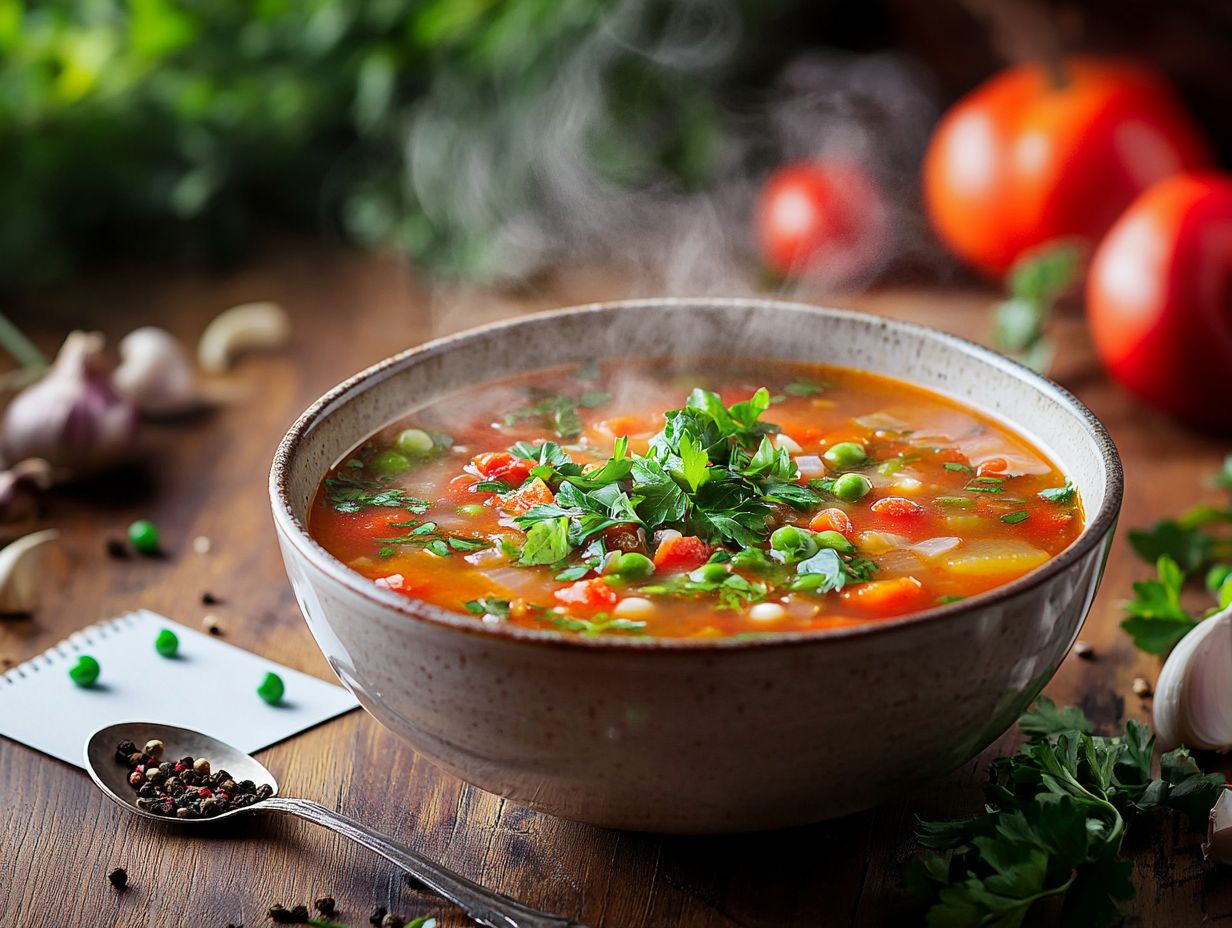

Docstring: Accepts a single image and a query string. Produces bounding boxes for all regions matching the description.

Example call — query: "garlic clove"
[197,302,290,374]
[0,331,138,476]
[113,327,199,417]
[0,528,61,615]
[1154,604,1232,751]
[0,458,51,523]
[1204,788,1232,864]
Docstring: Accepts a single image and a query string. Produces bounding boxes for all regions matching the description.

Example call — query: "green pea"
[154,628,179,658]
[611,552,655,579]
[769,525,820,563]
[395,428,435,457]
[689,562,729,583]
[69,655,100,687]
[257,672,285,705]
[832,472,872,502]
[456,503,486,516]
[824,441,867,468]
[812,530,856,554]
[127,519,160,555]
[370,450,410,476]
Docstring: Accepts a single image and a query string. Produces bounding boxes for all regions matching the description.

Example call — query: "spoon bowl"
[85,721,278,825]
[83,722,585,928]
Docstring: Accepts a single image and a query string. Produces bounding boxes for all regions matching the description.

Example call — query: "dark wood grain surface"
[0,246,1227,927]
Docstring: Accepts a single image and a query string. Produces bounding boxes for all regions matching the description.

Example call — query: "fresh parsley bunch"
[910,698,1223,927]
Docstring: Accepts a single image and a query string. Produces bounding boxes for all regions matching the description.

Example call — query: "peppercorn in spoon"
[84,722,587,928]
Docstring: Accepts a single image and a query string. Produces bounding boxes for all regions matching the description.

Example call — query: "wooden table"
[2,246,1228,927]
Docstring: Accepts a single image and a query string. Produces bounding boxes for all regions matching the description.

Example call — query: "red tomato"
[652,535,712,572]
[1087,172,1232,428]
[757,161,889,284]
[924,57,1210,278]
[470,452,533,487]
[554,579,618,609]
[870,497,924,520]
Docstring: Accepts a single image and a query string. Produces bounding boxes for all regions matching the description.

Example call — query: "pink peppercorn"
[198,788,212,798]
[129,771,144,787]
[174,763,186,773]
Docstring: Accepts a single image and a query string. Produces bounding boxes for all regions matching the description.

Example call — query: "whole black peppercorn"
[106,867,128,891]
[381,915,405,928]
[115,740,137,763]
[314,897,336,916]
[105,538,129,559]
[369,905,387,925]
[268,903,295,923]
[256,784,274,800]
[289,905,310,922]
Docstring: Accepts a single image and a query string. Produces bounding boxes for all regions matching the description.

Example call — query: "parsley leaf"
[1128,520,1212,574]
[1120,555,1197,655]
[464,597,511,617]
[518,516,572,566]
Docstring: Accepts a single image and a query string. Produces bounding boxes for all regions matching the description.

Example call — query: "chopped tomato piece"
[976,457,1008,476]
[471,452,533,487]
[554,578,619,608]
[652,534,712,571]
[840,576,925,613]
[809,507,853,537]
[870,497,925,520]
[500,477,555,515]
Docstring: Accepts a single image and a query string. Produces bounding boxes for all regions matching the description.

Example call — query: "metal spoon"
[85,722,587,928]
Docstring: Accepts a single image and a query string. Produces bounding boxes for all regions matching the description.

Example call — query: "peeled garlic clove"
[0,458,52,523]
[0,528,60,614]
[198,302,290,374]
[1154,604,1232,751]
[113,326,200,416]
[1204,788,1232,864]
[0,331,138,476]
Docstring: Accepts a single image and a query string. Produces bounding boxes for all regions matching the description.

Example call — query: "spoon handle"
[261,796,588,928]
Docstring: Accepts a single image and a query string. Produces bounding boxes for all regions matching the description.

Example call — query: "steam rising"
[404,1,942,333]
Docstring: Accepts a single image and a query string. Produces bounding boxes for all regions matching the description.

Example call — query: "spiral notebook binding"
[0,611,144,687]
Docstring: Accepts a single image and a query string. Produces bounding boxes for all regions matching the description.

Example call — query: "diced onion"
[795,454,824,476]
[614,597,656,620]
[774,434,803,453]
[749,602,787,622]
[857,531,908,555]
[909,536,962,561]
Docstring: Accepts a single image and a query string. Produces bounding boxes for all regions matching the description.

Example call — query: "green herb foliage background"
[1,0,782,288]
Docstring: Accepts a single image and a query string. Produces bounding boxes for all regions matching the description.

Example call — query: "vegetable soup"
[308,360,1082,639]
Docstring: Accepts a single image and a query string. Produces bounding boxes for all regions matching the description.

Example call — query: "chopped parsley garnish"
[1038,480,1076,504]
[783,379,826,396]
[325,479,429,514]
[943,462,973,474]
[963,476,1006,494]
[1000,510,1029,525]
[464,597,511,617]
[375,521,491,560]
[505,388,610,439]
[910,698,1222,927]
[548,613,647,636]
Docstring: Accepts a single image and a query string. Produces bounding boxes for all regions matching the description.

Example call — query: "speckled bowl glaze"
[270,298,1122,834]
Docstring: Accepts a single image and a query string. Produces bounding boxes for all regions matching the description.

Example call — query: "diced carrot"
[870,497,925,520]
[554,578,619,608]
[809,507,853,537]
[840,576,925,614]
[500,477,555,515]
[976,457,1008,476]
[471,452,533,487]
[652,534,712,571]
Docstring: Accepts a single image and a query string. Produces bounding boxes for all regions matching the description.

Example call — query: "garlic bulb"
[0,528,60,614]
[1154,604,1232,751]
[0,458,52,523]
[0,331,138,475]
[198,302,290,373]
[1204,788,1232,864]
[113,326,199,416]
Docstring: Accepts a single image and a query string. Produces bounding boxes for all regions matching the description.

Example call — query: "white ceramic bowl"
[270,299,1122,833]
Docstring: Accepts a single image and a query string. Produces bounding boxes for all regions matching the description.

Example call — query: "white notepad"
[0,610,359,768]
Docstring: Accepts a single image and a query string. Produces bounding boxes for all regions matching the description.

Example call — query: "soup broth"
[308,360,1083,639]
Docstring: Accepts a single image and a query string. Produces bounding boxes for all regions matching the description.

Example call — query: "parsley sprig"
[1122,456,1232,653]
[910,698,1223,927]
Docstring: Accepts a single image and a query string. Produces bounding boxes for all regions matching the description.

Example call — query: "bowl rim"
[269,296,1123,653]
